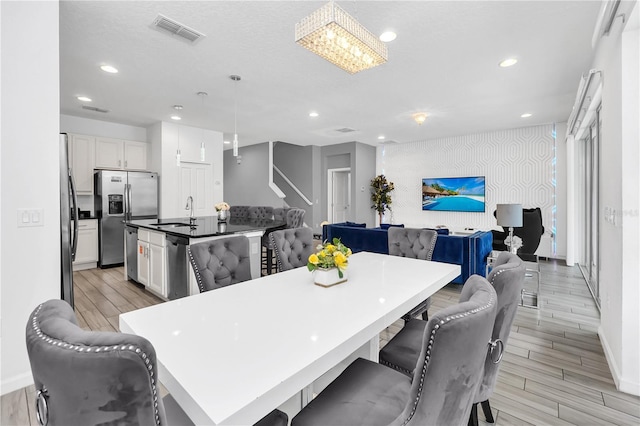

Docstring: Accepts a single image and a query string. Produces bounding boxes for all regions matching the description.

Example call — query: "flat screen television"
[422,176,486,212]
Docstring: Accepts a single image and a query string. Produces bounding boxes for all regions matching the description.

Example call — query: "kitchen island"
[125,216,286,299]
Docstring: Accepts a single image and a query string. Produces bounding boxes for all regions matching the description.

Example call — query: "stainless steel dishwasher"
[165,234,189,300]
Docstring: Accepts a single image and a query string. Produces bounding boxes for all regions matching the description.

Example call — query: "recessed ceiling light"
[499,58,518,68]
[309,112,319,118]
[378,135,385,140]
[379,31,397,42]
[172,105,183,110]
[170,115,181,120]
[521,113,532,118]
[100,64,119,73]
[223,140,231,144]
[412,112,428,125]
[77,96,92,102]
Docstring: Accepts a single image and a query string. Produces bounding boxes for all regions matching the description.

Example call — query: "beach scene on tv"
[422,176,486,212]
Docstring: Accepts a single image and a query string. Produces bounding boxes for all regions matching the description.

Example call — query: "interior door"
[180,162,212,218]
[330,169,351,223]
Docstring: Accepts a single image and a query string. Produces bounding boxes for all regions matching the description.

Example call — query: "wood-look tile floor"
[3,261,640,425]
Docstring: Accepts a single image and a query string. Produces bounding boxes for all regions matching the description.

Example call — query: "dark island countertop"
[126,216,286,239]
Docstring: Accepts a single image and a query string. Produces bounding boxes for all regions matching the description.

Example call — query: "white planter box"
[313,268,348,287]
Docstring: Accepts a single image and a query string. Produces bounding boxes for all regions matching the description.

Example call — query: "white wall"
[595,0,640,396]
[61,114,147,142]
[377,123,563,258]
[1,1,60,394]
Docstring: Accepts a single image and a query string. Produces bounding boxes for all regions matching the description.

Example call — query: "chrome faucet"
[185,196,195,222]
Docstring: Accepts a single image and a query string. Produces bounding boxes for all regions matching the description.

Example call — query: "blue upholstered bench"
[322,222,493,284]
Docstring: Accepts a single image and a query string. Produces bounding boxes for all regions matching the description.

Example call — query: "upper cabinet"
[95,137,148,171]
[69,134,96,195]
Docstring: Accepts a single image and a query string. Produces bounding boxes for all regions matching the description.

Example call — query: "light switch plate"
[17,209,44,227]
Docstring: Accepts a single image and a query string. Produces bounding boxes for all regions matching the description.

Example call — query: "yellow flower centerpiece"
[307,238,352,287]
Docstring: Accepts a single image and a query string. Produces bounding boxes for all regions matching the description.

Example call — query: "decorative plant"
[370,174,395,224]
[215,202,230,211]
[307,238,352,278]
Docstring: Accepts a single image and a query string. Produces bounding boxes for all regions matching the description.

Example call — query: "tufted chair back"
[388,227,438,322]
[230,205,250,219]
[248,206,274,220]
[269,227,315,272]
[475,252,525,402]
[26,299,168,426]
[388,227,438,260]
[273,207,291,222]
[187,236,251,292]
[400,275,497,425]
[286,208,306,228]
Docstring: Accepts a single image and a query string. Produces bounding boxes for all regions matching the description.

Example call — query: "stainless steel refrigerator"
[60,134,77,308]
[95,170,158,267]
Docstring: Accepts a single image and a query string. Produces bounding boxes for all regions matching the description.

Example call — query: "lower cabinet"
[73,219,98,271]
[137,229,166,298]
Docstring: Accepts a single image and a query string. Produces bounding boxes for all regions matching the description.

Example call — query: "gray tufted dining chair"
[269,227,315,272]
[187,235,251,293]
[286,208,306,228]
[377,253,525,426]
[291,275,497,426]
[273,207,291,222]
[25,299,288,426]
[262,208,306,275]
[388,227,438,323]
[469,252,525,426]
[230,205,251,219]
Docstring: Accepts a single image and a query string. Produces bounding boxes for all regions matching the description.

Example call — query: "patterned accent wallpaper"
[377,124,555,235]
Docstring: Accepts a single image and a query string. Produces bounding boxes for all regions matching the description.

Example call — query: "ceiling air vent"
[335,127,357,133]
[152,14,205,43]
[82,105,109,113]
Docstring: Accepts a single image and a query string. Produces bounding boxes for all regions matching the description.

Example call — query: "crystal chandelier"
[295,1,388,74]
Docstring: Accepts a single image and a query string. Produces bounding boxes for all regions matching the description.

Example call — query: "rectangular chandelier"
[295,2,388,74]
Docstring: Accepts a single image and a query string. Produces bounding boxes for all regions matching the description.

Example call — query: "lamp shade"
[496,204,523,228]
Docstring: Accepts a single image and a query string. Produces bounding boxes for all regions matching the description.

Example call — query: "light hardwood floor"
[3,261,640,425]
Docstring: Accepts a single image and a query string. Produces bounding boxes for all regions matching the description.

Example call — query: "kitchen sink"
[150,222,195,228]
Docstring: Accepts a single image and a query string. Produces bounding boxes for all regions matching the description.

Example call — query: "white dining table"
[120,251,460,425]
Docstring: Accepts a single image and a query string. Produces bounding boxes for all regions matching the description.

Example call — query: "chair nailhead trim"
[187,248,206,293]
[401,290,497,426]
[30,303,162,426]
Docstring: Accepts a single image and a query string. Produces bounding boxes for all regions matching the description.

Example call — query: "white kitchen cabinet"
[69,134,95,195]
[137,240,150,285]
[180,163,213,218]
[96,137,148,171]
[124,141,148,170]
[137,229,166,297]
[73,219,98,270]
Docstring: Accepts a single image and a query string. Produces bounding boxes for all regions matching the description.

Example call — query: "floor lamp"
[496,204,523,253]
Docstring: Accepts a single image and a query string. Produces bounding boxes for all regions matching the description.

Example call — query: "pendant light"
[230,75,241,157]
[197,91,208,161]
[176,126,181,166]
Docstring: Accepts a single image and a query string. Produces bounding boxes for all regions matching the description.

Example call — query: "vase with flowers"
[307,238,352,287]
[215,202,230,222]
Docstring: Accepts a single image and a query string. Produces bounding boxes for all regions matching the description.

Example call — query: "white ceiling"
[60,1,602,148]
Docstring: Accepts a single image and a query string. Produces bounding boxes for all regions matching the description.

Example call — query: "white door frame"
[327,168,351,223]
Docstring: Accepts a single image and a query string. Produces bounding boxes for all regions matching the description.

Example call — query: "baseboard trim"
[598,326,640,396]
[1,371,34,396]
